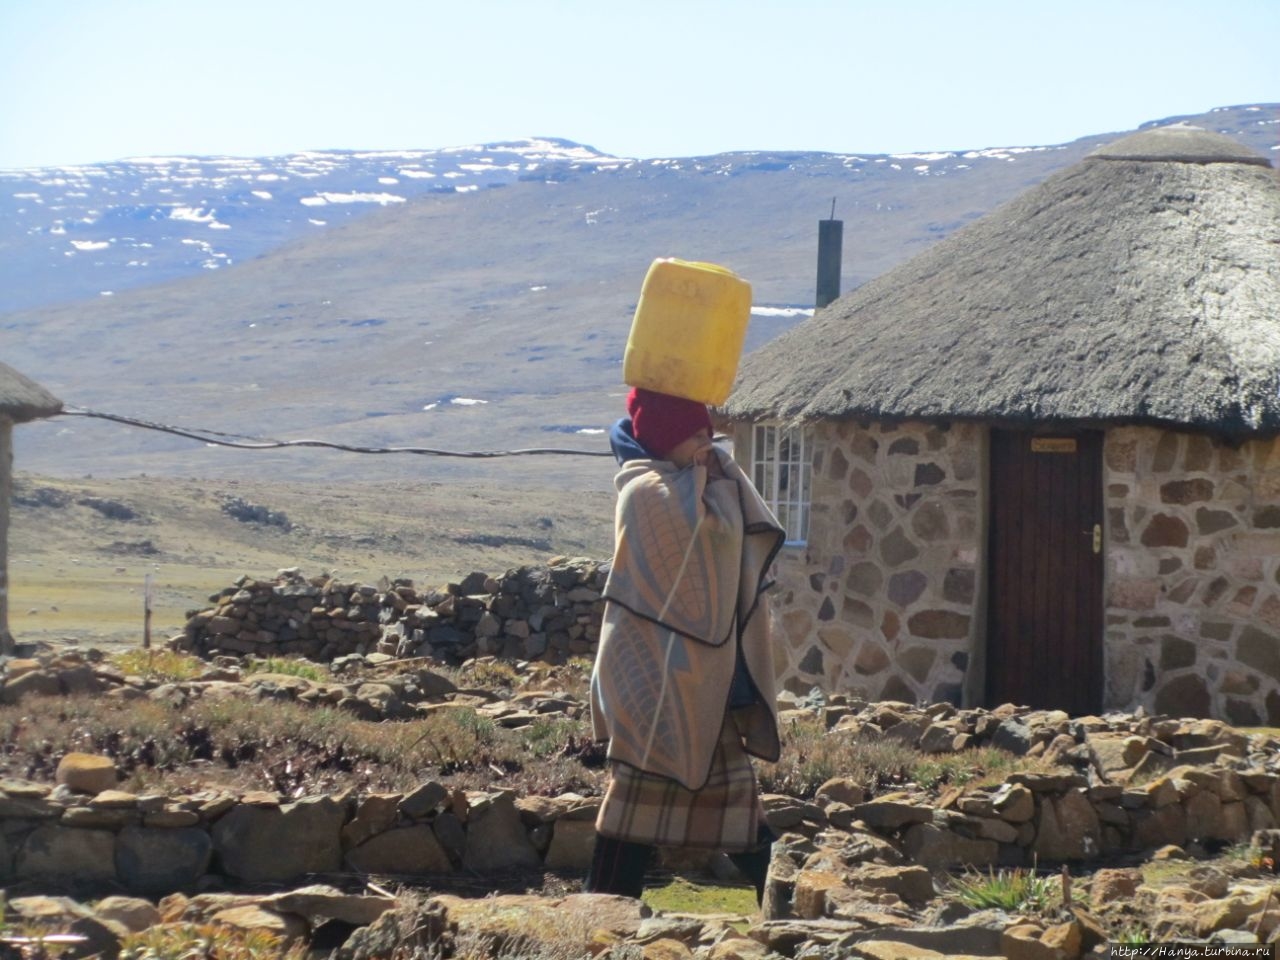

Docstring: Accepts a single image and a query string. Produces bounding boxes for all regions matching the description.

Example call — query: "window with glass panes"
[751,424,812,543]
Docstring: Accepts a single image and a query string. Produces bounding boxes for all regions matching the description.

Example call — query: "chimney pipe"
[815,199,843,309]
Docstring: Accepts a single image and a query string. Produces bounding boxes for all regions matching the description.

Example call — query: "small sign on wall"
[1031,438,1078,454]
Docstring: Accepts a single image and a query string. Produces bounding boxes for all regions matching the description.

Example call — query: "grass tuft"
[948,866,1059,912]
[118,923,308,960]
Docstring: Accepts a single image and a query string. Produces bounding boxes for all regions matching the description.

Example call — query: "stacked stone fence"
[4,748,1278,900]
[176,558,609,666]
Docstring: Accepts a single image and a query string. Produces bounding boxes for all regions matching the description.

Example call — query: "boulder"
[92,896,162,932]
[641,939,694,959]
[342,793,402,848]
[1033,791,1101,861]
[345,825,453,875]
[1000,923,1058,960]
[838,923,1005,957]
[212,796,344,882]
[545,818,597,871]
[462,791,541,872]
[266,884,396,926]
[399,781,448,819]
[901,823,997,869]
[991,783,1035,823]
[1088,868,1141,911]
[210,904,308,944]
[815,777,866,807]
[846,863,935,903]
[16,826,117,886]
[1193,890,1270,937]
[852,794,933,831]
[793,869,846,919]
[1132,805,1188,851]
[0,669,61,704]
[116,826,212,893]
[55,753,118,794]
[707,935,775,959]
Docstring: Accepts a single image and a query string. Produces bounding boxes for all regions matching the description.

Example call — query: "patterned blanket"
[590,446,784,790]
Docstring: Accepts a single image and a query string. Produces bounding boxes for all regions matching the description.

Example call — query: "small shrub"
[912,746,1050,790]
[459,658,521,689]
[520,716,587,759]
[758,717,917,798]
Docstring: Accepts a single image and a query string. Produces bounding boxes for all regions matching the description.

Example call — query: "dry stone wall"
[3,710,1278,896]
[1104,427,1280,725]
[737,420,984,705]
[178,558,608,666]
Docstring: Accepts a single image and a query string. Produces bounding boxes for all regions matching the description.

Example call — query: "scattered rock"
[55,753,118,794]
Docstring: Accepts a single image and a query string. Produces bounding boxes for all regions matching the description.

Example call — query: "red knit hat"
[627,387,713,458]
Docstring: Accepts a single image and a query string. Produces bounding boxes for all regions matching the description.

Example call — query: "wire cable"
[58,407,617,458]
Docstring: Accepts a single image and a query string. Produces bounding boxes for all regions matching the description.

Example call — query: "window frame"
[750,422,813,545]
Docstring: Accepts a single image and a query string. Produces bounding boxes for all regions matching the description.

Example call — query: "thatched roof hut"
[720,127,1280,722]
[0,362,63,424]
[724,127,1280,436]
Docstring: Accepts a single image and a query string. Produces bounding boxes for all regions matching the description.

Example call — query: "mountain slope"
[3,105,1275,486]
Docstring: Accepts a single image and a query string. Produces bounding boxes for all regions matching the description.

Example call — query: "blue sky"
[1,0,1276,169]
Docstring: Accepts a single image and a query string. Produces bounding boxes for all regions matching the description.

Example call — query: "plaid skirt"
[595,718,763,852]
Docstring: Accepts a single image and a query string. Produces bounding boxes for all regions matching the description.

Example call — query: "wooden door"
[986,429,1104,713]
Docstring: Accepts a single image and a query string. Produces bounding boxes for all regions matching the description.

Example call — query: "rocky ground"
[2,641,1280,958]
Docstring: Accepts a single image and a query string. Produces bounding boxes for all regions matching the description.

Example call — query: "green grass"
[1114,925,1152,945]
[642,877,758,917]
[245,656,328,682]
[110,649,207,681]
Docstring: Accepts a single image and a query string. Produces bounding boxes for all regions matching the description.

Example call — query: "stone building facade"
[1104,427,1280,725]
[734,419,983,707]
[734,420,1280,723]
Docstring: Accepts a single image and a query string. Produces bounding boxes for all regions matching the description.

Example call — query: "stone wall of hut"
[735,419,984,706]
[1103,427,1280,725]
[737,419,1280,724]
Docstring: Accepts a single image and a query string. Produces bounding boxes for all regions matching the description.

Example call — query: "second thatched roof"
[0,362,63,424]
[723,126,1280,436]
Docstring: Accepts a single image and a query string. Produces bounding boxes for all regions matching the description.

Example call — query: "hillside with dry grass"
[8,473,614,650]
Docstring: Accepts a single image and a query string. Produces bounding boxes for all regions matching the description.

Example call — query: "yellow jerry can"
[622,258,752,406]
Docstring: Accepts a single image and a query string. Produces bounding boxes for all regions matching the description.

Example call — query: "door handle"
[1092,524,1101,554]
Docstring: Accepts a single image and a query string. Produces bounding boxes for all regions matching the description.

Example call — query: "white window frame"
[751,423,812,545]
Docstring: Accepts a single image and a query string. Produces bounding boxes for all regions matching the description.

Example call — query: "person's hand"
[693,441,724,478]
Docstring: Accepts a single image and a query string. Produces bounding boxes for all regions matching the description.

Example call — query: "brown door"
[986,429,1104,713]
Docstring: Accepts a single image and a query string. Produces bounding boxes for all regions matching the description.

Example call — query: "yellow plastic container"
[622,258,753,406]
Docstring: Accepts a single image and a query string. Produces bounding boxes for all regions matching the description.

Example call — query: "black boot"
[727,845,771,905]
[728,823,777,906]
[585,834,654,898]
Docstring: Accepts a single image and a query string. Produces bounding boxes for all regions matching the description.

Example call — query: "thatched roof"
[0,362,62,423]
[723,126,1280,436]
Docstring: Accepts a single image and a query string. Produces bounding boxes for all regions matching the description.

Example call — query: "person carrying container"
[585,260,785,904]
